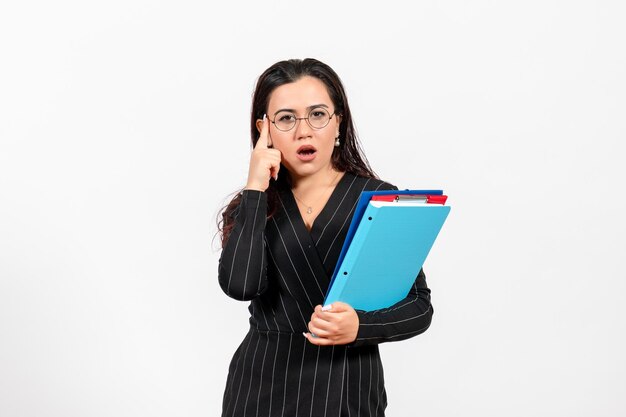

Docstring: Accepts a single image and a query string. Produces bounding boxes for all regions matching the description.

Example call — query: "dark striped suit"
[218,172,433,416]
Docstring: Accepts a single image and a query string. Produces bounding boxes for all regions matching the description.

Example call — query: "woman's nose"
[294,117,312,139]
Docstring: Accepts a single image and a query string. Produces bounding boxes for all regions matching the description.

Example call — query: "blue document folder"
[323,189,450,311]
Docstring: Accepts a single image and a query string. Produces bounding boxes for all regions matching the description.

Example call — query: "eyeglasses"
[270,107,336,132]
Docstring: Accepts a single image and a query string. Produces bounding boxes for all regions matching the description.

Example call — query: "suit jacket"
[218,172,433,417]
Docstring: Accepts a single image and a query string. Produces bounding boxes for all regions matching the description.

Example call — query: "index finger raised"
[255,114,273,149]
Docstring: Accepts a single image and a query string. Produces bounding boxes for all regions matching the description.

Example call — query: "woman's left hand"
[304,302,359,345]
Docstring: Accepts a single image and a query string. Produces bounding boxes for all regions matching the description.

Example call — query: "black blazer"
[218,172,433,417]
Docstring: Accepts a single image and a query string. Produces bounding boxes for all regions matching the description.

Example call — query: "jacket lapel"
[309,174,376,278]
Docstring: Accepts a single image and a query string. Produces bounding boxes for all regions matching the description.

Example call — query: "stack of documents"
[324,189,451,311]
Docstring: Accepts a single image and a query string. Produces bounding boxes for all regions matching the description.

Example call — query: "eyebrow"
[273,104,330,116]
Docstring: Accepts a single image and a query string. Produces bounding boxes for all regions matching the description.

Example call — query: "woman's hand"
[245,115,282,192]
[304,302,359,346]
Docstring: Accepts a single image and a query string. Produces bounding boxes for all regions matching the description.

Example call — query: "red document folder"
[370,194,448,205]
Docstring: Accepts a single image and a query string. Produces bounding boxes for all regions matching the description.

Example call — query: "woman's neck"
[290,167,342,194]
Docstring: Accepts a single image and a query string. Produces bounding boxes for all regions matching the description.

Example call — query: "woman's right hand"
[245,115,282,192]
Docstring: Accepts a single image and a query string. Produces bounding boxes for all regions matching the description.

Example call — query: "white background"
[1,1,625,416]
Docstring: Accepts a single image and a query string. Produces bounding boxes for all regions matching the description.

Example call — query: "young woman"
[217,58,433,416]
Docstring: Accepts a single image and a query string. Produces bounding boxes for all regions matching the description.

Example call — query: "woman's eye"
[310,110,326,119]
[278,114,295,122]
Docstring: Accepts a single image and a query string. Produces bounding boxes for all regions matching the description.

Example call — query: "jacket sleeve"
[350,268,433,347]
[217,190,268,301]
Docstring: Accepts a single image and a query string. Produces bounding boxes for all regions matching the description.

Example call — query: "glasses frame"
[270,107,337,132]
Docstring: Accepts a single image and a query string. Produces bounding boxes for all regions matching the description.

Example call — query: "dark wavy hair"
[217,58,378,248]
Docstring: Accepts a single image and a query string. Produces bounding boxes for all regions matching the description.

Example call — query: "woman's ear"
[255,118,263,134]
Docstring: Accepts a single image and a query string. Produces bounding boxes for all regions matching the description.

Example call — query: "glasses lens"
[308,108,331,129]
[273,111,296,131]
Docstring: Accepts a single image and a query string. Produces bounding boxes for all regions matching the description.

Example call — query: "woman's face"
[258,76,341,181]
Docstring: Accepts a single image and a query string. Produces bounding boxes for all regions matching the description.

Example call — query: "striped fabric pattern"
[218,173,433,416]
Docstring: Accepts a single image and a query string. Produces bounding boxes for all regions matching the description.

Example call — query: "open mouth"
[297,145,317,155]
[296,145,317,161]
[298,145,316,155]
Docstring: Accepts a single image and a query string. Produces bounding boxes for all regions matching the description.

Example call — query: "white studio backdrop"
[1,1,625,416]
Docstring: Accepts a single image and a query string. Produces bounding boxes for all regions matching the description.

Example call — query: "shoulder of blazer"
[351,174,398,192]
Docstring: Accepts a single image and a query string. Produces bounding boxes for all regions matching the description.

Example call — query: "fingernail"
[322,304,333,311]
[302,332,307,338]
[263,113,267,121]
